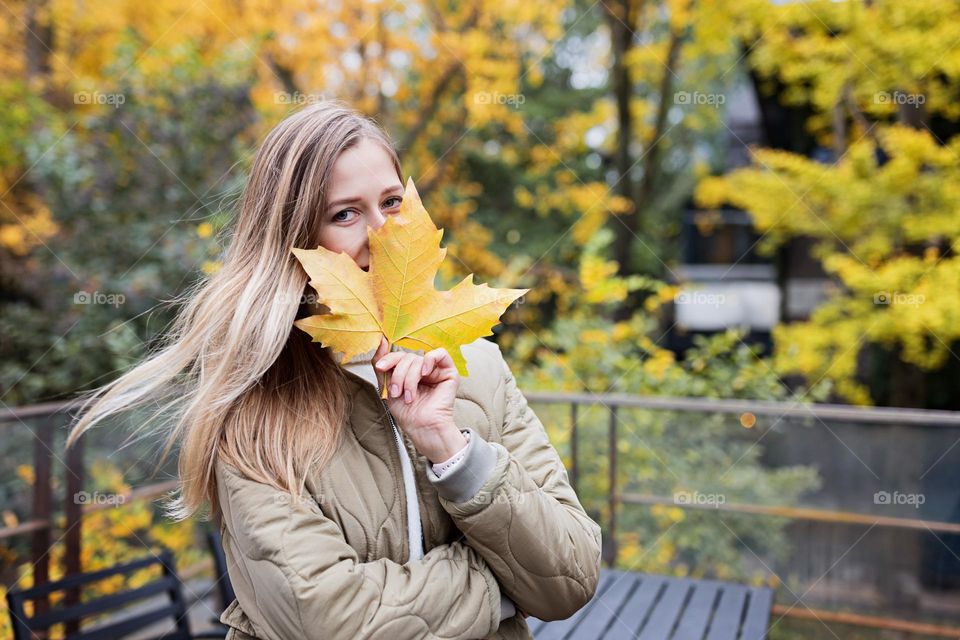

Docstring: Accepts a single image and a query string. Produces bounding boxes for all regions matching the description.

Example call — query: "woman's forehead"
[327,140,401,200]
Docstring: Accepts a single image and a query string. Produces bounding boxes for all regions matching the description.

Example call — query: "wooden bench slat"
[70,602,189,640]
[671,581,721,640]
[636,579,691,640]
[739,588,773,640]
[12,553,166,599]
[29,576,178,628]
[705,584,748,640]
[571,571,638,638]
[601,574,665,638]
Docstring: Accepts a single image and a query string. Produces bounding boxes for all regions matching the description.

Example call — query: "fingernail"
[404,389,412,403]
[390,384,399,397]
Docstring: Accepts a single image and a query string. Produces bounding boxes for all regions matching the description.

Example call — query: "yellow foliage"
[0,198,58,255]
[16,464,34,486]
[699,120,960,402]
[1,0,567,296]
[611,322,633,342]
[201,260,222,275]
[580,329,609,344]
[643,350,676,381]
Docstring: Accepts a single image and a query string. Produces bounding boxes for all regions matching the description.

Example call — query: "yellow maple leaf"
[292,178,528,396]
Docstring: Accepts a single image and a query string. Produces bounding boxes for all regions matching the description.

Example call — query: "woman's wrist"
[432,431,471,476]
[416,420,468,463]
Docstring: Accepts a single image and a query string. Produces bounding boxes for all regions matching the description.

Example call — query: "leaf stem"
[379,339,392,399]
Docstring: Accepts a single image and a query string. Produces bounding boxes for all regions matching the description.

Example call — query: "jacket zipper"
[377,395,429,557]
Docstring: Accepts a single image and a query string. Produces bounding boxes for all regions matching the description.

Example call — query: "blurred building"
[668,80,831,353]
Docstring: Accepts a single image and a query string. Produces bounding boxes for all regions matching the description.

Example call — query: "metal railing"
[3,393,960,636]
[0,398,181,620]
[521,391,960,564]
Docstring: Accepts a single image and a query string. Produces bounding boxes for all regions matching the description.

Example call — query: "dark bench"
[529,569,773,639]
[5,548,228,640]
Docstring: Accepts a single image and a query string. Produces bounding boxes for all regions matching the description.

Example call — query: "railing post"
[570,403,579,495]
[31,417,52,619]
[606,405,618,567]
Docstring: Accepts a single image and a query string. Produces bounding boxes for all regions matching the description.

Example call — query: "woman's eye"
[382,196,402,209]
[332,209,357,223]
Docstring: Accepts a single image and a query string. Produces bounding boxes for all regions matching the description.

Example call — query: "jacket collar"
[340,345,380,392]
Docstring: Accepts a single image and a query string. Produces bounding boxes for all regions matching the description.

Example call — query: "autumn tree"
[696,0,960,407]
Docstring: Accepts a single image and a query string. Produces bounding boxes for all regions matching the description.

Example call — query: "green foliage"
[1,42,256,404]
[510,228,821,585]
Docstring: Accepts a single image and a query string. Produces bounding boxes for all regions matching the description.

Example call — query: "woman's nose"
[368,207,388,230]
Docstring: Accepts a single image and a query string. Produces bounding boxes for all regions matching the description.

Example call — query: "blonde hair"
[66,100,403,521]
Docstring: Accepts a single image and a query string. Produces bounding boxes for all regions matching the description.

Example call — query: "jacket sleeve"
[423,349,603,621]
[215,460,503,640]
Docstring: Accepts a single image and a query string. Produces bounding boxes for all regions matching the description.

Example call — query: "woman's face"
[318,137,403,272]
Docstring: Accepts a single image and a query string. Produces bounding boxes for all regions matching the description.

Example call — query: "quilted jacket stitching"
[322,451,376,559]
[343,412,400,560]
[499,353,594,584]
[450,448,587,584]
[455,394,496,438]
[275,500,454,639]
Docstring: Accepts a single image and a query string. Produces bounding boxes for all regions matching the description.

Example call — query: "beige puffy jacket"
[214,336,602,639]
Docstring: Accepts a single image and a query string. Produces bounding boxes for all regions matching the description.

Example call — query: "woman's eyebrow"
[327,185,403,210]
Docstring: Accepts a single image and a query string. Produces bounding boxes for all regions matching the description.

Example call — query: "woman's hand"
[371,336,466,463]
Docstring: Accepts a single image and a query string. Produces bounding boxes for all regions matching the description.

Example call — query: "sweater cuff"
[431,431,471,477]
[424,427,498,503]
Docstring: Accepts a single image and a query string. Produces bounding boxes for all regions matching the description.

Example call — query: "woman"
[67,101,601,639]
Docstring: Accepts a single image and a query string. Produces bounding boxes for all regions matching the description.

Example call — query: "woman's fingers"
[388,355,417,400]
[420,350,436,376]
[370,337,391,370]
[401,356,424,402]
[374,348,455,402]
[421,348,454,382]
[374,335,389,360]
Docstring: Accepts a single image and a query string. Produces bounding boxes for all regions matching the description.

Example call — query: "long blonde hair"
[66,100,403,521]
